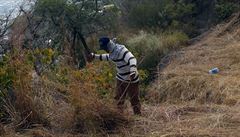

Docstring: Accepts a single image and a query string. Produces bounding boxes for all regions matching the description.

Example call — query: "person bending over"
[89,37,141,115]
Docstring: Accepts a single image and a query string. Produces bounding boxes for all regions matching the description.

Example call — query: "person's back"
[110,42,139,83]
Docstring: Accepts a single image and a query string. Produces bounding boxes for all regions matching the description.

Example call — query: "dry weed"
[147,12,240,106]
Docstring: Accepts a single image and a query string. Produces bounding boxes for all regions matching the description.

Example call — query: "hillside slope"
[122,12,240,137]
[149,12,240,105]
[1,12,240,137]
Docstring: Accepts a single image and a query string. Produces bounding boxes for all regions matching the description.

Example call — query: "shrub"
[123,0,240,37]
[72,92,128,134]
[9,53,50,129]
[127,31,188,71]
[215,0,239,20]
[0,50,54,129]
[0,54,15,120]
[125,31,188,86]
[1,49,128,133]
[127,0,194,29]
[0,55,14,91]
[64,62,128,134]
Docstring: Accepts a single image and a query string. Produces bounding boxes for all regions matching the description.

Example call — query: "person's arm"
[91,53,111,61]
[123,51,138,79]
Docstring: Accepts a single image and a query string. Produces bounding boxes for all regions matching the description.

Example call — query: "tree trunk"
[71,30,78,66]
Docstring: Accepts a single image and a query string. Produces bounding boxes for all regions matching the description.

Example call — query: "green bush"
[124,30,188,92]
[215,0,239,20]
[0,55,14,90]
[123,0,239,37]
[127,0,194,29]
[0,54,15,119]
[127,31,188,73]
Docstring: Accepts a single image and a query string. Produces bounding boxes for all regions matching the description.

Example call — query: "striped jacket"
[93,42,139,83]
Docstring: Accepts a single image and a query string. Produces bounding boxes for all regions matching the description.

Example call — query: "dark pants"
[114,80,141,115]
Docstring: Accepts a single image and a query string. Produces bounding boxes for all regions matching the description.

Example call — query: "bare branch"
[0,10,14,38]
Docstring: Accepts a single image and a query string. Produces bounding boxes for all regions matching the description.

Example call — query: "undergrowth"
[0,49,129,135]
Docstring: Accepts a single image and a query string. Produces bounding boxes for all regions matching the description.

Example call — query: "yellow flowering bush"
[72,61,115,98]
[26,48,55,65]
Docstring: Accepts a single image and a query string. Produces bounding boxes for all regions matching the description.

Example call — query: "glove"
[130,71,138,81]
[87,53,95,62]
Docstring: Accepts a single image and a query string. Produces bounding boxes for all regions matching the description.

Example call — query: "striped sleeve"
[93,53,110,61]
[123,51,137,72]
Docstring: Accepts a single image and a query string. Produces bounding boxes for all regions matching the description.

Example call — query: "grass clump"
[126,31,188,83]
[68,62,128,134]
[0,49,128,135]
[2,52,50,129]
[127,31,188,70]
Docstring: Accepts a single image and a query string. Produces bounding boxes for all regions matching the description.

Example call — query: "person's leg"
[114,80,128,113]
[128,82,141,115]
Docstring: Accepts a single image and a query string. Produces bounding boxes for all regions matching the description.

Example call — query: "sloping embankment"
[123,12,240,137]
[148,12,240,105]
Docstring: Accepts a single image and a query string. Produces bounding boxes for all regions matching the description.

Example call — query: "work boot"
[133,105,141,115]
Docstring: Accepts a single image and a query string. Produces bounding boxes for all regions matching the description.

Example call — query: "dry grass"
[147,12,240,105]
[64,63,129,135]
[117,103,240,137]
[2,12,240,137]
[133,12,240,137]
[2,56,50,130]
[0,124,5,136]
[1,56,128,136]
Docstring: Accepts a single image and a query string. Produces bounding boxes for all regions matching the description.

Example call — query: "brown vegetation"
[1,6,240,137]
[138,12,240,137]
[2,55,128,136]
[148,12,240,105]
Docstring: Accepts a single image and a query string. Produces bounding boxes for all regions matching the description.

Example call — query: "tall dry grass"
[2,53,50,130]
[117,104,240,137]
[1,15,130,135]
[68,63,129,134]
[1,50,128,136]
[147,12,240,106]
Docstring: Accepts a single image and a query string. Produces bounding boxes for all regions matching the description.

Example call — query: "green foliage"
[124,30,188,86]
[127,0,194,29]
[127,31,188,71]
[0,54,15,119]
[32,0,120,68]
[72,62,115,98]
[0,55,14,91]
[123,0,239,37]
[35,0,119,33]
[215,0,239,20]
[53,67,70,84]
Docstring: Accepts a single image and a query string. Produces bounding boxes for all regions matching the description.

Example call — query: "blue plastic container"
[209,68,219,74]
